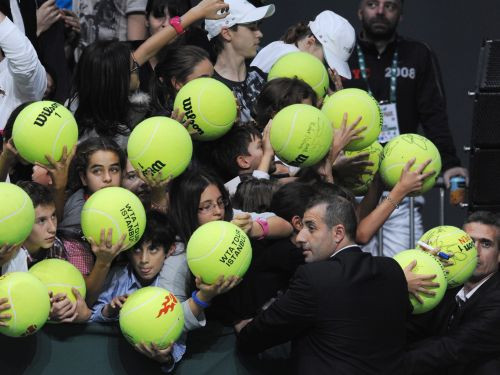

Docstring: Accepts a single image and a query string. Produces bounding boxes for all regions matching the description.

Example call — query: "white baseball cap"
[309,10,356,79]
[205,0,275,41]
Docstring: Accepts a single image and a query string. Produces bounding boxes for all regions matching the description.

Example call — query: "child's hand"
[171,108,198,136]
[135,342,174,364]
[103,294,128,318]
[0,297,11,327]
[393,158,436,196]
[231,212,253,234]
[195,275,241,301]
[38,145,76,191]
[262,120,274,157]
[403,260,440,304]
[49,292,77,321]
[330,113,365,161]
[193,0,229,20]
[87,228,127,265]
[0,138,19,166]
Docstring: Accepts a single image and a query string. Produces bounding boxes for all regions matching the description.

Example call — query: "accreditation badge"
[378,103,400,143]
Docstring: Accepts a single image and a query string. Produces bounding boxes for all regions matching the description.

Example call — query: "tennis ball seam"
[197,85,234,128]
[187,222,227,263]
[51,118,72,160]
[81,208,123,238]
[0,194,29,225]
[120,290,163,318]
[273,110,300,155]
[128,122,160,162]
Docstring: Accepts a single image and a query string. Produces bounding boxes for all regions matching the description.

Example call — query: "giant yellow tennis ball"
[321,88,382,151]
[343,142,383,195]
[12,101,78,165]
[417,226,478,289]
[393,249,447,314]
[0,182,35,245]
[0,272,50,337]
[119,287,184,347]
[81,187,146,250]
[379,134,442,195]
[127,117,192,180]
[29,259,86,303]
[187,221,252,284]
[173,77,237,141]
[268,52,329,98]
[270,104,333,167]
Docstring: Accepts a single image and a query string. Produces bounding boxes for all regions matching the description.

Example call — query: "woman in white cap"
[251,10,356,82]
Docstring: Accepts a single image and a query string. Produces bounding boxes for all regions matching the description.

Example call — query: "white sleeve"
[0,17,47,101]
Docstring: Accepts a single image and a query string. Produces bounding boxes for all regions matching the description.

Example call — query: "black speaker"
[471,92,500,147]
[468,149,500,212]
[476,39,500,92]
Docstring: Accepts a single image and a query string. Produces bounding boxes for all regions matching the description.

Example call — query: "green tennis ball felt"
[344,142,383,195]
[321,88,382,151]
[393,249,447,315]
[0,272,50,337]
[81,187,146,251]
[187,221,252,285]
[127,117,193,180]
[418,226,478,289]
[268,52,329,98]
[270,104,333,167]
[0,182,35,245]
[12,101,78,165]
[380,134,442,195]
[173,77,237,141]
[29,259,86,303]
[119,287,184,347]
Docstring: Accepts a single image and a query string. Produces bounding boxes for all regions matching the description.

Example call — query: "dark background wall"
[258,0,499,230]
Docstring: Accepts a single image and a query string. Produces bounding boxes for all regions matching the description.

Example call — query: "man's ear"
[236,155,250,170]
[291,215,303,232]
[332,224,346,244]
[220,27,232,42]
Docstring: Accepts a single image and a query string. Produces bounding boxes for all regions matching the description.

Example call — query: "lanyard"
[357,44,398,103]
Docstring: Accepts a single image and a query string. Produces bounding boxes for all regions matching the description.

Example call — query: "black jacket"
[238,246,411,375]
[344,35,461,171]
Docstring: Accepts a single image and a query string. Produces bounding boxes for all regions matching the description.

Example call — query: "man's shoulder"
[397,35,436,56]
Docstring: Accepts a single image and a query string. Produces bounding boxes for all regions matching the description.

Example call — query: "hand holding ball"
[81,187,146,251]
[12,101,78,165]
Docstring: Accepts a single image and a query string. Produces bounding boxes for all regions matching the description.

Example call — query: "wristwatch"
[169,16,185,35]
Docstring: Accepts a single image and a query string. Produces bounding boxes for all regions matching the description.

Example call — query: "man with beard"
[405,211,500,374]
[343,0,468,257]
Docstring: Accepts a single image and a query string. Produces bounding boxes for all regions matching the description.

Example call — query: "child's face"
[121,159,151,205]
[129,241,167,285]
[197,184,226,226]
[24,204,57,251]
[80,150,122,193]
[244,134,264,171]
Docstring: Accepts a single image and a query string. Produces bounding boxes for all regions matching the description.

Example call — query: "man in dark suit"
[237,193,411,375]
[406,211,500,374]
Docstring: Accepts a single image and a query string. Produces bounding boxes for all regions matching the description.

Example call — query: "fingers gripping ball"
[12,101,78,165]
[0,182,35,245]
[119,287,184,347]
[127,117,193,180]
[81,187,146,250]
[173,77,237,141]
[29,259,86,303]
[380,134,442,194]
[0,272,51,337]
[187,221,252,284]
[270,104,333,168]
[321,88,382,151]
[268,52,329,98]
[393,249,447,314]
[343,142,383,195]
[418,226,478,289]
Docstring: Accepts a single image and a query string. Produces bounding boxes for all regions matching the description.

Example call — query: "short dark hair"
[305,193,358,240]
[464,211,500,243]
[253,78,317,131]
[16,181,55,207]
[280,21,315,44]
[209,24,239,58]
[232,177,279,213]
[208,123,262,181]
[269,182,317,223]
[136,210,176,252]
[146,0,191,18]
